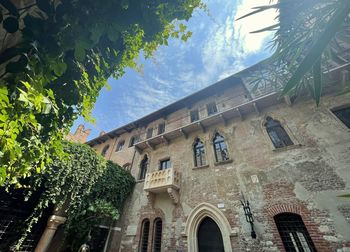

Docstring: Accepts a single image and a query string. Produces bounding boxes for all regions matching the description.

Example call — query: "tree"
[0,0,202,186]
[3,142,135,251]
[237,0,350,104]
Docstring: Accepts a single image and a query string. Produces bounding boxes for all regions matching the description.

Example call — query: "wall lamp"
[240,195,257,239]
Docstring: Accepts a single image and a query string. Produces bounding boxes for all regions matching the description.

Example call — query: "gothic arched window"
[213,133,229,162]
[139,219,150,252]
[153,218,162,252]
[139,155,148,180]
[101,145,110,156]
[264,117,293,148]
[194,138,206,167]
[274,213,316,252]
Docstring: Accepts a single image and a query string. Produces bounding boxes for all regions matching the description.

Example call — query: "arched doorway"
[184,203,233,252]
[197,217,224,252]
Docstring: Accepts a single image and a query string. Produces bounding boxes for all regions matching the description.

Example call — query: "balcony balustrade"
[144,168,180,204]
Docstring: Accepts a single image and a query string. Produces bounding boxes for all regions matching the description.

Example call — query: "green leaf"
[312,58,322,106]
[281,0,350,96]
[0,167,6,186]
[337,194,350,198]
[74,43,86,61]
[53,61,67,76]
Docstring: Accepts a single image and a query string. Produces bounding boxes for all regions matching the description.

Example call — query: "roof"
[86,59,268,146]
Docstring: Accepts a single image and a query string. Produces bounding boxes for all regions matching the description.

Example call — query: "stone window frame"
[158,157,172,170]
[135,209,165,252]
[261,115,301,152]
[266,204,332,252]
[209,130,233,166]
[138,154,149,182]
[190,108,200,123]
[146,127,154,139]
[116,140,125,152]
[157,122,166,135]
[123,162,132,172]
[206,101,218,116]
[151,218,163,252]
[101,144,110,157]
[192,137,209,169]
[328,103,350,132]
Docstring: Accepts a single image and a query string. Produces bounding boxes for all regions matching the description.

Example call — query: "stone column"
[35,215,67,252]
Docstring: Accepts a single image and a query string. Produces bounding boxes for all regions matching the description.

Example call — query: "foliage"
[0,0,202,186]
[14,142,134,250]
[237,0,350,104]
[63,160,135,251]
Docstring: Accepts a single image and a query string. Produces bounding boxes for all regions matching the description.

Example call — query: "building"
[84,60,350,252]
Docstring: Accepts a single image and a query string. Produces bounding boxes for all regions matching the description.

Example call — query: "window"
[147,128,153,139]
[139,155,148,180]
[153,218,162,252]
[101,145,110,156]
[213,133,229,163]
[332,106,350,128]
[159,159,171,170]
[123,163,131,171]
[207,102,218,116]
[129,135,139,147]
[116,140,125,152]
[264,116,293,148]
[190,109,199,122]
[140,219,150,252]
[274,213,316,252]
[193,138,206,167]
[158,123,165,135]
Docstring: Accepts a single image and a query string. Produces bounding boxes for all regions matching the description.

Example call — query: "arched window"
[274,213,316,252]
[129,135,139,147]
[116,140,125,152]
[264,117,293,148]
[139,219,150,252]
[139,155,148,180]
[213,133,229,162]
[194,138,206,167]
[123,163,131,171]
[152,218,162,252]
[101,145,110,156]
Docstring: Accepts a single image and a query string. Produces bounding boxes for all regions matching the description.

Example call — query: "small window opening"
[207,102,218,116]
[159,159,171,170]
[190,109,200,122]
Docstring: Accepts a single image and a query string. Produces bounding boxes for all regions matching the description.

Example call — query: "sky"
[72,0,277,140]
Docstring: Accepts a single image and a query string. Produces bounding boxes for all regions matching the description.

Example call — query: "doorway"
[197,217,224,252]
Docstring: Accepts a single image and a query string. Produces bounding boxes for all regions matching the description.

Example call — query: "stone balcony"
[144,168,181,205]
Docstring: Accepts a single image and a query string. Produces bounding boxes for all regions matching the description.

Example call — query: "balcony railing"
[144,168,181,204]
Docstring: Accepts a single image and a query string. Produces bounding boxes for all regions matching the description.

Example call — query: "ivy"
[12,142,135,250]
[0,0,203,186]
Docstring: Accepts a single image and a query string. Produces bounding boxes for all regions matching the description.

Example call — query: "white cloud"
[233,0,278,54]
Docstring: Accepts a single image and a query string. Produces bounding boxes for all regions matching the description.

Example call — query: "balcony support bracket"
[167,188,180,205]
[161,135,170,145]
[198,122,206,133]
[253,102,260,115]
[180,129,188,139]
[236,108,244,121]
[146,141,155,150]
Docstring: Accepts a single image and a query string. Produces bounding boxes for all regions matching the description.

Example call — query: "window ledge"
[193,164,209,170]
[214,159,233,166]
[136,179,145,183]
[272,144,302,152]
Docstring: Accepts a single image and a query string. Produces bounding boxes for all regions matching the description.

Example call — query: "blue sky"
[72,0,277,140]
